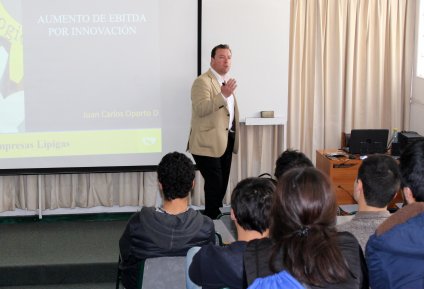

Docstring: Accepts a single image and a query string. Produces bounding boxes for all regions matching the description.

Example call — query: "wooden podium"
[316,150,361,204]
[316,149,403,206]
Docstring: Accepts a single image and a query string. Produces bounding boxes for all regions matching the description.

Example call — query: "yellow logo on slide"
[0,3,23,83]
[0,129,162,158]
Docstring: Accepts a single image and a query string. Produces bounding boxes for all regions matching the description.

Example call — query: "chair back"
[137,256,186,289]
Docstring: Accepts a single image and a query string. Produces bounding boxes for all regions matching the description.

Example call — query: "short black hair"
[274,149,313,179]
[400,140,424,202]
[358,154,400,207]
[211,44,231,58]
[230,177,275,234]
[157,152,195,200]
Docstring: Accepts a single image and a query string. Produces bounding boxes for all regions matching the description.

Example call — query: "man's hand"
[221,78,237,98]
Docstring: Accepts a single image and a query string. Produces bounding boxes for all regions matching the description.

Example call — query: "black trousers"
[192,132,235,219]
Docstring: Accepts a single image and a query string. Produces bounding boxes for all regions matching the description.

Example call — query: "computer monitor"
[347,129,389,155]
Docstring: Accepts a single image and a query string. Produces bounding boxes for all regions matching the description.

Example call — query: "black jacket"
[243,232,368,289]
[189,241,248,289]
[119,207,215,289]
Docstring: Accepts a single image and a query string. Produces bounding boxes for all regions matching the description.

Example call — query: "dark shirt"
[189,241,247,289]
[119,207,215,289]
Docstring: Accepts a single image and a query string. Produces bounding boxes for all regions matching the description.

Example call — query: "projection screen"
[0,0,197,172]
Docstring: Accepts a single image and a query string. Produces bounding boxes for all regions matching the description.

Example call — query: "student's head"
[270,167,349,286]
[400,140,424,203]
[271,167,338,239]
[210,44,232,76]
[157,152,195,201]
[230,177,275,234]
[356,154,400,208]
[274,149,313,179]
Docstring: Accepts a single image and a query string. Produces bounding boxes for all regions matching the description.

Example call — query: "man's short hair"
[274,149,313,179]
[211,44,231,58]
[157,152,195,200]
[357,154,400,208]
[230,177,275,234]
[400,140,424,202]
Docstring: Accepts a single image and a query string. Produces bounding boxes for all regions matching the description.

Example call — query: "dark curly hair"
[274,149,313,179]
[157,152,195,200]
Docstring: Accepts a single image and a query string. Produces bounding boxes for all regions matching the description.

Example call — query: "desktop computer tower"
[395,131,424,156]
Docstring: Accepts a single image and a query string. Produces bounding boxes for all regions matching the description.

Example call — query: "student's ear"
[230,208,236,222]
[353,178,363,203]
[402,187,416,204]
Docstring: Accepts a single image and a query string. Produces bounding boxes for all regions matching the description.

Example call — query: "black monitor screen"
[348,129,389,155]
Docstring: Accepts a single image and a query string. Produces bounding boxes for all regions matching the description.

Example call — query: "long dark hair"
[269,167,350,286]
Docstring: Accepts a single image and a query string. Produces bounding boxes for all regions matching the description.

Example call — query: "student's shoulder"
[132,206,155,217]
[335,230,361,249]
[126,207,157,224]
[198,241,246,260]
[188,208,214,223]
[246,237,273,251]
[244,238,273,265]
[376,203,424,236]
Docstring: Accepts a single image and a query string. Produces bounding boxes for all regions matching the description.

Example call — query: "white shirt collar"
[210,67,227,84]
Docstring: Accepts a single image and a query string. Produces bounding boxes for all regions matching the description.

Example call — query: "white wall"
[202,0,290,122]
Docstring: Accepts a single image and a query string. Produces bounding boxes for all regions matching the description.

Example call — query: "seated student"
[337,154,400,251]
[274,149,313,179]
[187,177,275,289]
[119,152,216,289]
[244,167,368,289]
[366,140,424,289]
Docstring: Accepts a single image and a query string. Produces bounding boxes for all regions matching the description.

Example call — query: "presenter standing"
[188,44,239,219]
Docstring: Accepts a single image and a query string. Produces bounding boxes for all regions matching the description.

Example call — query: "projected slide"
[0,1,24,133]
[0,0,196,170]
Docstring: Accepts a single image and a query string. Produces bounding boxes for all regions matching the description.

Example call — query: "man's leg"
[219,133,235,204]
[192,154,223,219]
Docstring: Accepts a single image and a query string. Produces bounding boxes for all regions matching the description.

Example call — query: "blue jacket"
[366,203,424,289]
[248,271,306,289]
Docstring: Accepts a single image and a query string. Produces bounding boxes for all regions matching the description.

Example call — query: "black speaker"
[398,131,424,153]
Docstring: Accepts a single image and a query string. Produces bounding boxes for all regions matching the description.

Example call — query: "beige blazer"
[187,69,240,157]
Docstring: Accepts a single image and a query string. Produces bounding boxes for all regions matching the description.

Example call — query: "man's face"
[211,48,232,76]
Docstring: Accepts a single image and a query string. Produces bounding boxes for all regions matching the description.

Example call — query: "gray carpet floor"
[0,211,237,288]
[0,219,127,287]
[1,220,125,267]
